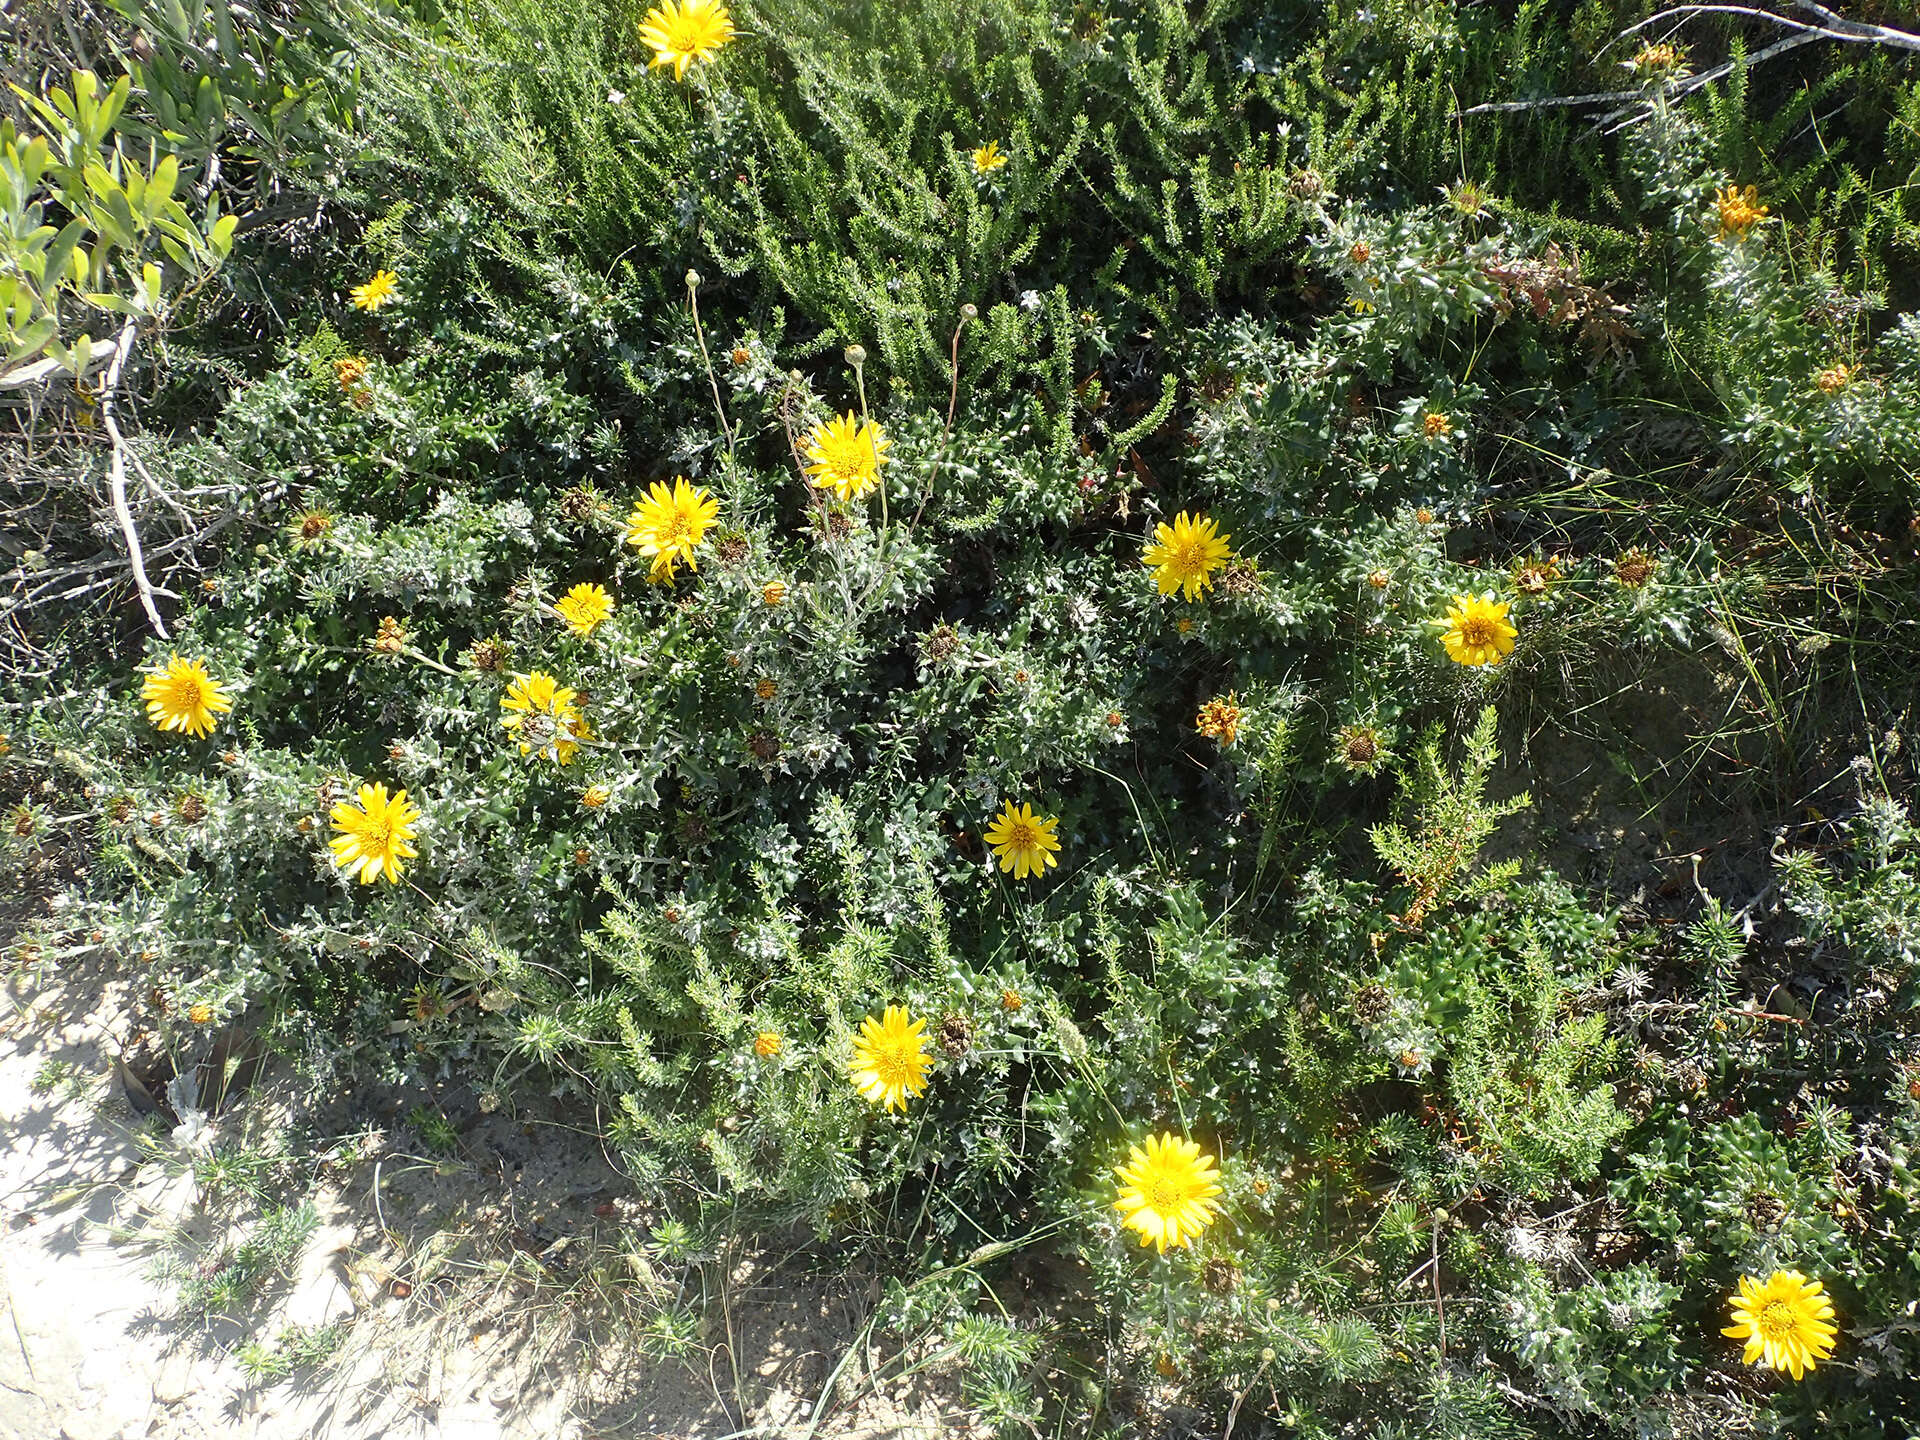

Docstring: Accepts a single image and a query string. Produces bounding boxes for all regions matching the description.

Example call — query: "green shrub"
[7,0,1920,1434]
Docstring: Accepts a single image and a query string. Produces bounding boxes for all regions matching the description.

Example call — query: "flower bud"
[684,269,702,289]
[844,344,867,367]
[960,303,978,320]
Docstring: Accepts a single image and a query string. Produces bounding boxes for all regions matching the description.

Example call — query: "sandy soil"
[0,954,970,1440]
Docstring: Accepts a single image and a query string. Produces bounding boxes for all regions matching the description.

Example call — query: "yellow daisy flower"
[1194,696,1242,746]
[140,655,234,740]
[555,582,614,637]
[970,141,1008,174]
[328,782,421,885]
[1723,1271,1838,1381]
[1814,362,1857,396]
[754,1031,783,1058]
[849,1005,932,1112]
[1141,511,1233,601]
[500,672,587,763]
[1715,184,1769,240]
[349,270,400,311]
[624,478,720,582]
[1113,1132,1224,1254]
[559,712,595,766]
[802,413,890,502]
[581,785,611,809]
[982,799,1062,880]
[638,0,736,81]
[761,580,789,606]
[1437,592,1518,667]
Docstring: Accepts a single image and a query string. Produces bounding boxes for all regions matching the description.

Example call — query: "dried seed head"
[923,624,961,664]
[1352,983,1392,1025]
[938,1012,973,1058]
[1614,547,1656,589]
[466,637,506,673]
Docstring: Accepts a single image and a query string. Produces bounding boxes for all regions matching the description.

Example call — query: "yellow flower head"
[1630,41,1689,76]
[625,478,720,581]
[1113,1132,1224,1253]
[754,1030,783,1058]
[970,141,1008,175]
[803,413,890,502]
[982,799,1062,880]
[500,672,587,763]
[349,270,400,311]
[1437,592,1518,668]
[555,582,614,637]
[1815,362,1857,396]
[371,615,408,655]
[639,0,735,80]
[1195,697,1242,747]
[141,655,234,739]
[1723,1271,1837,1381]
[581,785,611,809]
[1142,511,1233,601]
[333,357,369,393]
[762,580,789,606]
[187,1002,215,1025]
[328,782,421,885]
[1423,410,1452,439]
[1715,185,1769,240]
[849,1005,932,1112]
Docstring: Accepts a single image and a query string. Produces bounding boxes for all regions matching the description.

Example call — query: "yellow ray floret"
[1437,592,1518,667]
[141,655,234,739]
[349,270,400,311]
[1722,1270,1837,1381]
[1715,184,1769,240]
[1113,1132,1224,1253]
[970,141,1008,174]
[1141,511,1233,601]
[500,671,588,763]
[625,478,720,582]
[329,782,421,885]
[849,1005,932,1112]
[802,413,890,502]
[639,0,736,81]
[555,582,614,637]
[982,799,1062,880]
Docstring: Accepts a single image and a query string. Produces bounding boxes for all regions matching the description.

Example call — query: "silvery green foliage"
[6,1,1920,1435]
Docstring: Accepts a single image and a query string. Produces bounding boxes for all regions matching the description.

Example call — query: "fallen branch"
[98,320,170,639]
[0,326,134,391]
[1454,2,1920,125]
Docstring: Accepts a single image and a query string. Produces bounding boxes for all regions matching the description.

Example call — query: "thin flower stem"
[945,321,965,436]
[399,646,463,678]
[944,306,975,437]
[686,272,735,463]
